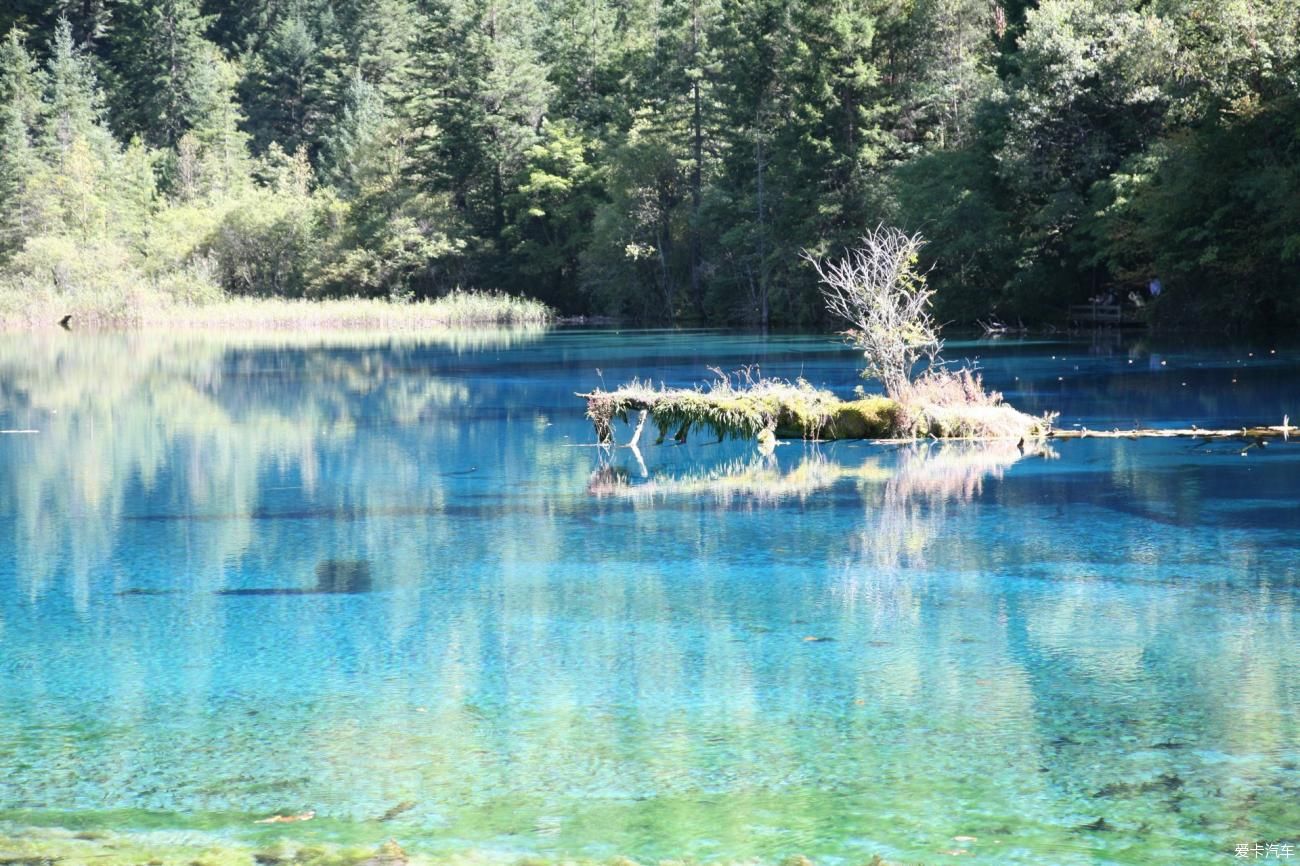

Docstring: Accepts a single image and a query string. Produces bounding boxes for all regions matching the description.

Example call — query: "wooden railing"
[1068,302,1124,324]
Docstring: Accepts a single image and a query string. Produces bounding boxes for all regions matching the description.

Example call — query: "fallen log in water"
[1051,423,1293,441]
[580,383,901,443]
[582,378,1293,447]
[581,371,1292,447]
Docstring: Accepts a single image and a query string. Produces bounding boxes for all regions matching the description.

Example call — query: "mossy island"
[583,367,1052,446]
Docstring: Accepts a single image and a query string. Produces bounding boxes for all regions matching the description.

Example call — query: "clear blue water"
[0,329,1297,865]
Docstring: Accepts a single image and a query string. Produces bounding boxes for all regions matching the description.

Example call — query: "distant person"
[1148,278,1162,298]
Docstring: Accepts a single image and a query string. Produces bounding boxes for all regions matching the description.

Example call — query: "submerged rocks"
[1077,817,1116,832]
[358,840,407,866]
[375,801,416,823]
[1092,773,1185,798]
[254,810,316,825]
[216,559,374,596]
[313,559,373,594]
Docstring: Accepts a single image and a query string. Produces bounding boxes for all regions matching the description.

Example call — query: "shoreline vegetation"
[1,0,1292,346]
[0,290,555,331]
[2,3,1297,332]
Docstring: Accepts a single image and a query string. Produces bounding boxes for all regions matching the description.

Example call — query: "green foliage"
[0,29,44,255]
[109,0,217,147]
[406,0,554,262]
[208,146,320,296]
[242,12,324,156]
[503,120,604,310]
[314,75,465,297]
[0,0,1297,331]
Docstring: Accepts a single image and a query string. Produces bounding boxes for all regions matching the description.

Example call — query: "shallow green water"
[0,329,1297,865]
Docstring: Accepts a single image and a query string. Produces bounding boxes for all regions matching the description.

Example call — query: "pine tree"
[40,18,121,239]
[43,17,106,156]
[177,46,250,198]
[349,0,420,95]
[314,73,464,298]
[646,0,723,319]
[320,71,387,196]
[242,12,321,156]
[405,0,553,267]
[110,0,219,147]
[871,0,999,152]
[777,0,890,242]
[0,29,45,254]
[708,0,792,324]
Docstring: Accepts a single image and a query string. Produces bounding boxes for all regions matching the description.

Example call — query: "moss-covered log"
[579,375,1053,444]
[580,379,900,444]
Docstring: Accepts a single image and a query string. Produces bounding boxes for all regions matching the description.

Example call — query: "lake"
[0,328,1297,865]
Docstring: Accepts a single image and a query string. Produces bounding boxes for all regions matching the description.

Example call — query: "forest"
[0,0,1296,331]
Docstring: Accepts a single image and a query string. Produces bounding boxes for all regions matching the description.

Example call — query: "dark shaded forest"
[0,0,1296,330]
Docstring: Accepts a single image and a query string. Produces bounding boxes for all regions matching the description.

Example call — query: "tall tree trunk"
[658,185,675,319]
[689,0,705,321]
[755,132,768,328]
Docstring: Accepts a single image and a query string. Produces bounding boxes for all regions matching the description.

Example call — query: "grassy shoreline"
[0,291,555,332]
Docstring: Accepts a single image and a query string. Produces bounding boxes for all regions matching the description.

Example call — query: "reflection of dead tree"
[586,450,859,505]
[887,439,1056,502]
[851,440,1057,581]
[586,439,1055,514]
[829,441,1056,613]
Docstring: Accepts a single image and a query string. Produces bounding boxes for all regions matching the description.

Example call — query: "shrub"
[207,188,320,296]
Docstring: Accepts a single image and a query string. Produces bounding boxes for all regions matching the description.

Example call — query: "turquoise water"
[0,329,1297,865]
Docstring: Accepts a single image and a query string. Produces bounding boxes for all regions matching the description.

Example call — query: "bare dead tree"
[803,226,941,397]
